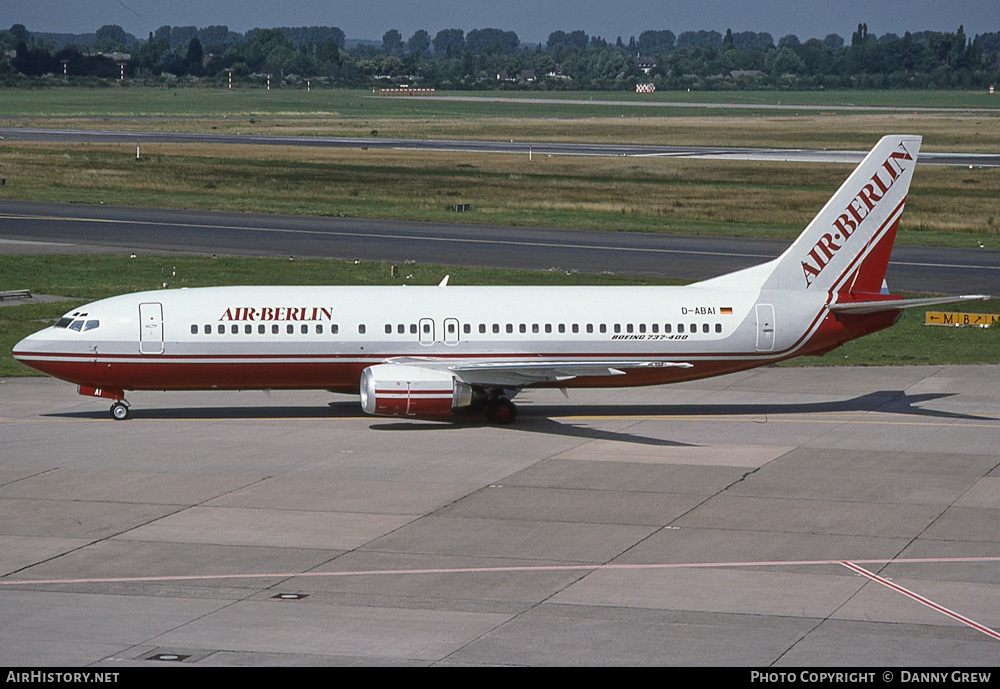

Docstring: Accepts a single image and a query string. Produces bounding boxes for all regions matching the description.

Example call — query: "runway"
[2,127,998,167]
[1,200,998,295]
[1,367,998,665]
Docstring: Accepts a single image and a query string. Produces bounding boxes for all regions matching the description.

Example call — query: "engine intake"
[360,364,475,417]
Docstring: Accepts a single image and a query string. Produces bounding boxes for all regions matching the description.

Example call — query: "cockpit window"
[60,318,100,332]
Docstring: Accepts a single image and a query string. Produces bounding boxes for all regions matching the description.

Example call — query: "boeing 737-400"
[13,135,988,422]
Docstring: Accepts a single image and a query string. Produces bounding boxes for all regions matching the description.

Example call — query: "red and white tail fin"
[772,135,921,296]
[697,135,921,296]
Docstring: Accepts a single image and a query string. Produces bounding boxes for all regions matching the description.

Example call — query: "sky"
[3,0,997,44]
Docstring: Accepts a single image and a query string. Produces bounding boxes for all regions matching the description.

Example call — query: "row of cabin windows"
[191,321,725,337]
[386,322,724,335]
[192,323,341,335]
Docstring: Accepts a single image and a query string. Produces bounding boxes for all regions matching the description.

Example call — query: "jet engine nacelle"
[360,364,476,417]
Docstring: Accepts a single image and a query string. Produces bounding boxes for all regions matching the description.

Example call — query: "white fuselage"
[13,283,835,394]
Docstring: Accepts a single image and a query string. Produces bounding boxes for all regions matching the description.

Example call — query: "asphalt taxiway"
[1,366,998,665]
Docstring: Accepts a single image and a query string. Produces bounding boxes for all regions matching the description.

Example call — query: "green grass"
[2,254,996,378]
[1,143,997,248]
[1,88,997,120]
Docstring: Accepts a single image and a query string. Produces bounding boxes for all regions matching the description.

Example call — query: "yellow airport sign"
[925,311,999,327]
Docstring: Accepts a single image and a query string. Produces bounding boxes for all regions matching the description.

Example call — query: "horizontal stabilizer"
[828,294,991,315]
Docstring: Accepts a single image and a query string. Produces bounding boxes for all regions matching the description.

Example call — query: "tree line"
[2,22,998,90]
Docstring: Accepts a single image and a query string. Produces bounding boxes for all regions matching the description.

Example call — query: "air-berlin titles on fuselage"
[801,140,913,288]
[220,307,334,321]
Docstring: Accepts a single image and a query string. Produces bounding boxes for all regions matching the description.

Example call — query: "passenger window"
[703,323,710,333]
[231,324,239,334]
[600,324,607,333]
[385,324,392,335]
[639,324,646,333]
[532,324,539,334]
[479,324,486,334]
[572,324,579,333]
[317,324,323,334]
[678,324,684,333]
[626,324,634,333]
[664,324,672,333]
[558,324,565,333]
[715,323,722,333]
[245,324,252,334]
[204,324,211,334]
[272,324,279,334]
[301,324,308,334]
[331,324,339,334]
[652,324,659,333]
[258,324,265,334]
[287,324,294,334]
[191,324,198,335]
[463,324,471,334]
[410,324,417,334]
[519,324,526,333]
[586,324,593,333]
[359,324,366,335]
[217,324,225,334]
[506,324,513,334]
[613,324,621,334]
[690,323,696,333]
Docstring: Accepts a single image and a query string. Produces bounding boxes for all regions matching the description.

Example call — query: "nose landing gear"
[110,400,131,420]
[77,386,131,420]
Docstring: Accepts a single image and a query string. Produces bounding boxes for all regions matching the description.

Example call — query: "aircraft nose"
[12,333,32,359]
[12,330,47,367]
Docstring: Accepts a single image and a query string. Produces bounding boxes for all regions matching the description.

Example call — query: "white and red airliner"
[13,135,988,422]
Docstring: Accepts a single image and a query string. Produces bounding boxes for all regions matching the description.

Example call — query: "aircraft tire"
[110,402,130,420]
[486,398,517,424]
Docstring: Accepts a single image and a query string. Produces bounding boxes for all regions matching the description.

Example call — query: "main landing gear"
[485,396,517,424]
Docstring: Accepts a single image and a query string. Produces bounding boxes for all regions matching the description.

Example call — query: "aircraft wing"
[388,357,693,387]
[829,294,990,315]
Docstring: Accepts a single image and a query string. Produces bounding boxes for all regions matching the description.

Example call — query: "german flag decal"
[720,307,733,314]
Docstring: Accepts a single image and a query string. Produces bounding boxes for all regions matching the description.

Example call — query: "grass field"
[1,88,998,247]
[1,141,997,247]
[2,87,1000,149]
